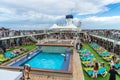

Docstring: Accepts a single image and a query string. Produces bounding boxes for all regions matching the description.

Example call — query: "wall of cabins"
[90,35,120,56]
[79,33,120,57]
[0,34,45,49]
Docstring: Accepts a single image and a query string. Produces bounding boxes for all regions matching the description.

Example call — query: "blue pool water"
[9,49,71,71]
[21,52,64,70]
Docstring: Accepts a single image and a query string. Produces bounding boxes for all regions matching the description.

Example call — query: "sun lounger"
[98,67,107,77]
[0,54,9,62]
[82,61,94,67]
[80,54,94,61]
[84,67,107,77]
[5,52,16,58]
[114,63,120,69]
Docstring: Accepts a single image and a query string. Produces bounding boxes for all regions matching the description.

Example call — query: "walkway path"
[28,74,70,80]
[73,49,84,80]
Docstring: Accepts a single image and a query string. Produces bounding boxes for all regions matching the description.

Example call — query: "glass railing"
[90,32,120,41]
[0,32,44,38]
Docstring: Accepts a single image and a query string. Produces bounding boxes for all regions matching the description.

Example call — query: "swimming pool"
[21,52,64,70]
[9,49,71,71]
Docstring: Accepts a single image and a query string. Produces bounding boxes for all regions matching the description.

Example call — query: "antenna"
[70,8,73,14]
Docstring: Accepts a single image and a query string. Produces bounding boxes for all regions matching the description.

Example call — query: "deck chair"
[114,63,120,69]
[98,67,107,77]
[84,67,93,76]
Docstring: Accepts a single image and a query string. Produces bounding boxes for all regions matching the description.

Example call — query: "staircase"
[28,35,38,42]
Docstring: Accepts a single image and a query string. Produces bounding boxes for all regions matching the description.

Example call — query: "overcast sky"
[0,0,120,30]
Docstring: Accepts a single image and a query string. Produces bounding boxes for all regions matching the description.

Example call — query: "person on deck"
[92,62,99,78]
[109,66,118,80]
[110,56,116,68]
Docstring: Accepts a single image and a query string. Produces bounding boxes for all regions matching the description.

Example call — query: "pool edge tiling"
[61,52,71,71]
[8,49,72,72]
[8,50,39,66]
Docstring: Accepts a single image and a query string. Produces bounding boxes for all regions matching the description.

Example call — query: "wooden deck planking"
[73,49,84,80]
[27,74,71,80]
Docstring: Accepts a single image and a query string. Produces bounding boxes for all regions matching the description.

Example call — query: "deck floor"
[28,74,71,80]
[73,50,84,80]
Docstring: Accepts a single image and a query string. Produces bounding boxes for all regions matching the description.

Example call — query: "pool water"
[21,52,64,70]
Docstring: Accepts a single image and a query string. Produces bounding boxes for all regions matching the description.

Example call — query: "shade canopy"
[0,69,22,80]
[50,24,78,31]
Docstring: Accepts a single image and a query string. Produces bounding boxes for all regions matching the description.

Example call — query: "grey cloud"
[0,0,120,29]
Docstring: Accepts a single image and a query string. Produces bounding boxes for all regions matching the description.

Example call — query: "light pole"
[113,40,117,53]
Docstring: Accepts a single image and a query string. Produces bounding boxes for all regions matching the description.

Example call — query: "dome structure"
[66,15,73,19]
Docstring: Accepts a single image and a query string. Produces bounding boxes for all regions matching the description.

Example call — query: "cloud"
[1,0,120,16]
[84,16,120,22]
[82,16,120,29]
[1,24,51,30]
[0,10,65,23]
[0,7,15,14]
[0,0,120,29]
